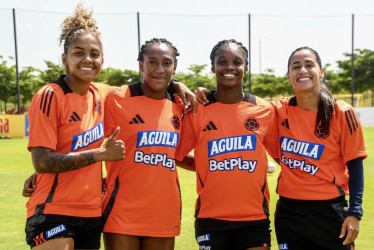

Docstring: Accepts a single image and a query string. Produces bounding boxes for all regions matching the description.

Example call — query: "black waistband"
[279,195,346,205]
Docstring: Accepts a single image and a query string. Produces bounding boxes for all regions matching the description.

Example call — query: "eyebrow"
[291,59,315,65]
[146,56,173,60]
[72,46,100,52]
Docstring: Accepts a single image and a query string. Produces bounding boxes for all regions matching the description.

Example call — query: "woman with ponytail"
[272,47,367,250]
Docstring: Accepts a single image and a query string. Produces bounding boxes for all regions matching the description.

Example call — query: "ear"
[287,73,291,83]
[61,53,67,66]
[211,65,215,73]
[173,63,177,75]
[101,58,104,68]
[320,67,325,79]
[139,61,144,73]
[244,65,248,74]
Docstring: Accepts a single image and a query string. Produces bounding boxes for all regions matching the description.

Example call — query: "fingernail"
[185,105,188,109]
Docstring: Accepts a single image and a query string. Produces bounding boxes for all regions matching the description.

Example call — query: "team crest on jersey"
[315,125,330,139]
[208,135,257,157]
[280,136,325,160]
[171,115,180,130]
[95,100,102,116]
[71,121,104,151]
[244,117,259,131]
[136,131,179,148]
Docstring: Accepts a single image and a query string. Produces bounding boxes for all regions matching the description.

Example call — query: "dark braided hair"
[287,46,336,135]
[137,38,180,63]
[210,39,249,65]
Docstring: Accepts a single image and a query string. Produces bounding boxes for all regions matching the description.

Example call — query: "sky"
[1,0,374,77]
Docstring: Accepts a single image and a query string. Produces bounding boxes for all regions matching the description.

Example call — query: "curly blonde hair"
[59,4,102,54]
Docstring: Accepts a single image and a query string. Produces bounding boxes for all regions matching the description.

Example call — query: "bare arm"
[176,152,195,172]
[32,127,125,174]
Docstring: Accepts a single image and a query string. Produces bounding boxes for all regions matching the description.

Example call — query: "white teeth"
[81,67,93,70]
[298,77,311,82]
[223,74,235,77]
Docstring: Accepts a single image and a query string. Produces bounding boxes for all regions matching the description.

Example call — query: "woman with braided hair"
[102,38,195,250]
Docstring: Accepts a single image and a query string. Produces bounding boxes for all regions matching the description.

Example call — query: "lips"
[222,73,236,78]
[152,76,166,80]
[80,67,94,71]
[298,77,311,82]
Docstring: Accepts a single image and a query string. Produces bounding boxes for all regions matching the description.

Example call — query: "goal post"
[333,94,363,107]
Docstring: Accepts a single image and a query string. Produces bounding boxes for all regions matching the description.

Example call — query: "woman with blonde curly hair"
[24,5,125,249]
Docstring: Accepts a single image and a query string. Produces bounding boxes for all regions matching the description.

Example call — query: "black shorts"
[195,218,271,250]
[25,214,102,249]
[275,196,354,250]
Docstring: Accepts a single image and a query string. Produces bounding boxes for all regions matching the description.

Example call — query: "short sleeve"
[175,112,198,161]
[263,105,279,159]
[28,85,59,151]
[338,103,367,163]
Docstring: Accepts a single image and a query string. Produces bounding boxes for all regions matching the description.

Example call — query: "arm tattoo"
[31,147,96,174]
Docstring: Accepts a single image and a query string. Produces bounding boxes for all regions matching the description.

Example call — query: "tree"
[336,49,374,106]
[19,66,42,109]
[251,69,291,99]
[0,56,16,113]
[95,67,139,86]
[38,61,65,88]
[175,64,215,91]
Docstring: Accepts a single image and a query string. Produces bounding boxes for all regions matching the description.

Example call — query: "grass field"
[0,127,373,249]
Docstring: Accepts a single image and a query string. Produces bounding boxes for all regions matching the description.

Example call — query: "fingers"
[31,172,37,188]
[194,87,210,105]
[340,216,359,245]
[108,126,120,141]
[22,173,37,197]
[339,220,347,240]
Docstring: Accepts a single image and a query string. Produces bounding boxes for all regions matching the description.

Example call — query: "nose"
[300,66,308,73]
[226,62,234,70]
[83,54,93,63]
[155,62,165,73]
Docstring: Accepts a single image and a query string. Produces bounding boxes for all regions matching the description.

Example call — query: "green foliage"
[175,64,216,91]
[95,67,139,86]
[336,49,374,105]
[251,69,291,98]
[0,56,16,112]
[38,61,65,85]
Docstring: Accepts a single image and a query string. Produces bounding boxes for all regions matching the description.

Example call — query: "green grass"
[1,127,373,249]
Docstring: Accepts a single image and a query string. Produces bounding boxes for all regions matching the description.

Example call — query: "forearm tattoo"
[31,147,96,174]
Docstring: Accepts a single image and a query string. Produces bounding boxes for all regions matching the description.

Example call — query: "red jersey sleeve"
[28,84,59,151]
[337,100,367,164]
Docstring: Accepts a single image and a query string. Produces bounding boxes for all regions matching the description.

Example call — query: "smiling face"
[62,33,103,85]
[287,49,324,94]
[139,43,176,99]
[211,43,248,89]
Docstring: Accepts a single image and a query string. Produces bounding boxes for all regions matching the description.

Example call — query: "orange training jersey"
[272,97,367,200]
[102,83,184,237]
[27,75,115,218]
[176,92,279,222]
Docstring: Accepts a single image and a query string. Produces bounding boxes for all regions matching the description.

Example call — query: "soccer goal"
[333,94,363,107]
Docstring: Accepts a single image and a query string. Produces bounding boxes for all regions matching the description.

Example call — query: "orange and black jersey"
[272,97,367,200]
[176,92,279,222]
[102,83,184,237]
[27,75,115,218]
